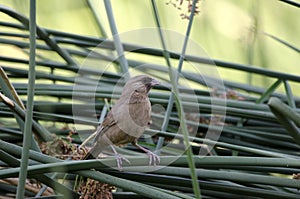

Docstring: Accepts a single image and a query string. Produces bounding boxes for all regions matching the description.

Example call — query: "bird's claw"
[146,150,160,166]
[114,153,130,170]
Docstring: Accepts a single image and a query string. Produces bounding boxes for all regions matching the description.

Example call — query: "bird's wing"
[93,110,116,143]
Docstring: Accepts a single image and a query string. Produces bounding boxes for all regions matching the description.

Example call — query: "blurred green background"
[0,0,300,93]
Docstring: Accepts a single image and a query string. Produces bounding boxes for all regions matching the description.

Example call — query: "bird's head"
[122,75,160,96]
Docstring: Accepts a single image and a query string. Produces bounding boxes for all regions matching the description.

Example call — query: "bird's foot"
[145,150,160,166]
[114,153,130,170]
[132,143,160,166]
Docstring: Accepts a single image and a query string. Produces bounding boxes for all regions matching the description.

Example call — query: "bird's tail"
[82,142,108,160]
[82,149,95,160]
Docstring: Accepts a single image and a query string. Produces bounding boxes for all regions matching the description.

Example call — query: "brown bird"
[83,75,160,169]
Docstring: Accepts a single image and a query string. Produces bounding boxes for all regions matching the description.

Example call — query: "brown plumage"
[83,75,160,169]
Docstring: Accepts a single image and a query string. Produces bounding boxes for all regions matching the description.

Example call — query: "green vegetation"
[0,0,300,198]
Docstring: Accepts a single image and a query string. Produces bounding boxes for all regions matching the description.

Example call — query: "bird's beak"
[151,79,160,87]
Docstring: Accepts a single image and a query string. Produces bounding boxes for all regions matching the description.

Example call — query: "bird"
[83,75,160,169]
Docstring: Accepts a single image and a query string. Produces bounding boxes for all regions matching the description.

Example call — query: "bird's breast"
[112,97,151,139]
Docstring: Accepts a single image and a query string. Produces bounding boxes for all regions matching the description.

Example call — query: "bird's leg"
[132,141,160,166]
[110,145,130,170]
